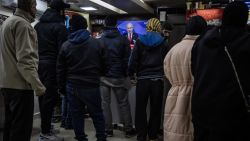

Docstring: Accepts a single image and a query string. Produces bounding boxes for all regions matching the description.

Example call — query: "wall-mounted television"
[117,20,147,36]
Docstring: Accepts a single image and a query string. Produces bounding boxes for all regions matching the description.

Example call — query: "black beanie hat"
[49,0,70,11]
[18,0,34,13]
[186,16,207,35]
[70,14,88,32]
[222,1,248,27]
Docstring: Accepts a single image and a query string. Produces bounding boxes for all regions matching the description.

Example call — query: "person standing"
[35,0,69,140]
[163,16,207,141]
[0,0,46,141]
[128,18,170,141]
[191,1,250,141]
[123,23,139,45]
[57,14,107,141]
[100,16,135,138]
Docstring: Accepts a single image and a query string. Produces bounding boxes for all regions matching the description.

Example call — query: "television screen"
[117,20,147,36]
[186,9,224,26]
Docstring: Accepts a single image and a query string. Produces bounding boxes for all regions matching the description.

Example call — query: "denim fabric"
[61,95,72,128]
[67,84,106,141]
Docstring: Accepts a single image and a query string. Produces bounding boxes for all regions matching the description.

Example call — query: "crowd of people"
[0,0,250,141]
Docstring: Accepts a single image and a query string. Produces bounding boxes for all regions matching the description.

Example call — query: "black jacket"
[100,28,131,78]
[191,27,250,130]
[128,32,170,80]
[123,32,139,45]
[57,29,107,93]
[35,8,68,63]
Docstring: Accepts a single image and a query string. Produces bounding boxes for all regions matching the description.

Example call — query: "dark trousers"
[38,87,58,134]
[67,84,106,141]
[135,79,163,141]
[193,122,250,141]
[1,88,34,141]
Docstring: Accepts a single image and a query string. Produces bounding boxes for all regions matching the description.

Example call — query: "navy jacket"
[191,27,250,130]
[57,29,107,94]
[128,32,170,80]
[100,28,131,78]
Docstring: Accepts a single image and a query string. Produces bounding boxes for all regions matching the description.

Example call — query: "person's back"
[35,8,67,62]
[34,0,69,140]
[99,16,135,138]
[57,15,107,141]
[101,28,130,78]
[129,32,168,79]
[191,1,250,141]
[128,18,170,141]
[58,30,106,86]
[163,16,207,141]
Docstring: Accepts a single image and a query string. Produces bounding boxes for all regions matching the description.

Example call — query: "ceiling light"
[89,0,127,14]
[80,7,97,11]
[139,0,145,3]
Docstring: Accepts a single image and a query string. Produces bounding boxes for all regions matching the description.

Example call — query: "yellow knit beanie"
[146,18,161,32]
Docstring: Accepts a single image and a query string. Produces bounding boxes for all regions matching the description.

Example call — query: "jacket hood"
[40,9,64,23]
[103,27,121,38]
[139,32,164,47]
[69,29,90,44]
[203,27,247,48]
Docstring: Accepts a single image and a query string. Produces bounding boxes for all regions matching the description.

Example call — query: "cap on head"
[186,16,207,35]
[49,0,70,11]
[146,18,161,33]
[222,1,248,27]
[70,14,88,31]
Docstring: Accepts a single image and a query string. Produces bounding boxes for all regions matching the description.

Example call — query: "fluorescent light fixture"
[139,0,145,3]
[131,0,154,13]
[81,7,97,11]
[89,0,127,14]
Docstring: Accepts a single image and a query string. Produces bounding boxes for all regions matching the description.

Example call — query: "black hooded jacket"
[191,27,250,130]
[35,8,68,63]
[100,28,131,78]
[57,29,107,93]
[128,32,170,80]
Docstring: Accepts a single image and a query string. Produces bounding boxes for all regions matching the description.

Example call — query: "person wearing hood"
[57,14,107,141]
[100,16,135,138]
[128,18,170,141]
[0,0,46,141]
[191,1,250,141]
[163,16,207,141]
[34,0,69,140]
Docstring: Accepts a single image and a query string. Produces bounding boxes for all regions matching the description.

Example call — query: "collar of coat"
[14,8,35,23]
[183,35,199,41]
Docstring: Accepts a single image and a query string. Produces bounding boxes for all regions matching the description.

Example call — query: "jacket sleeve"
[128,40,139,78]
[56,24,68,51]
[57,45,67,95]
[123,37,131,76]
[15,24,46,95]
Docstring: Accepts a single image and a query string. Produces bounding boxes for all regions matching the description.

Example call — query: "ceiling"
[67,0,186,15]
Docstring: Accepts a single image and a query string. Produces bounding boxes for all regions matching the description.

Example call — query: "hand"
[35,89,45,96]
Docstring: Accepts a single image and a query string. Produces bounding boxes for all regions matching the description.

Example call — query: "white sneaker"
[38,133,64,141]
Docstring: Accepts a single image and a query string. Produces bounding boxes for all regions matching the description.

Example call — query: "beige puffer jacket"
[163,35,198,141]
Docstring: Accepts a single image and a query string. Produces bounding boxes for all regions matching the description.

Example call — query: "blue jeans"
[67,84,106,141]
[61,95,72,128]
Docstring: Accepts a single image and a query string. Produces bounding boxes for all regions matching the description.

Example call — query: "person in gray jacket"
[0,0,46,141]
